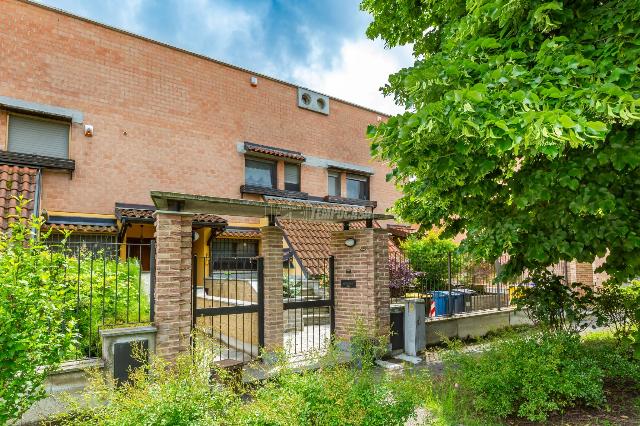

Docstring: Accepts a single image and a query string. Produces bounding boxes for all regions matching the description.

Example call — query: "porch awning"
[150,191,394,222]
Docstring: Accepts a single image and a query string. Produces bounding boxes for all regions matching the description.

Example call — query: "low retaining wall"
[19,359,103,425]
[425,308,532,345]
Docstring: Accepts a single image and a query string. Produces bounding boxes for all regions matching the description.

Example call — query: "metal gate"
[283,256,334,355]
[192,256,263,362]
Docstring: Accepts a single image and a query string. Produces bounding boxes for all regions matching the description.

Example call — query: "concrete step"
[303,312,331,326]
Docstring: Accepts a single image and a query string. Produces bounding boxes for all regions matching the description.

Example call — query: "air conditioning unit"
[297,88,329,115]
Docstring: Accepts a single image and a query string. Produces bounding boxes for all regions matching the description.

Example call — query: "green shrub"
[512,270,593,333]
[0,199,77,423]
[230,364,429,426]
[401,230,458,291]
[593,281,640,344]
[59,342,239,426]
[444,331,604,422]
[60,251,149,359]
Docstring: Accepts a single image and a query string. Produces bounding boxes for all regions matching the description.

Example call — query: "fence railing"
[390,251,531,316]
[45,240,154,360]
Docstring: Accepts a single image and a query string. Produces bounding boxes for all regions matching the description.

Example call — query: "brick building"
[0,0,403,272]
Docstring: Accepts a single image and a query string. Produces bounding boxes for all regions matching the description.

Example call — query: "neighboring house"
[0,0,403,275]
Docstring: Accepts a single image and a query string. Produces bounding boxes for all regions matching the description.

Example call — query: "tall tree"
[361,0,640,281]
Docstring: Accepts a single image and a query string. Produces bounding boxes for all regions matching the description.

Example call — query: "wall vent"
[297,88,329,115]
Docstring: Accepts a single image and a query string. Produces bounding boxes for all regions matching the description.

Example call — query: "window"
[211,238,259,270]
[8,114,70,158]
[245,158,276,188]
[346,173,369,200]
[328,171,341,197]
[284,163,301,192]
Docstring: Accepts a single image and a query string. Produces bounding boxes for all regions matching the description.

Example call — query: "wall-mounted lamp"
[84,124,94,137]
[250,76,258,87]
[192,231,200,242]
[344,238,356,247]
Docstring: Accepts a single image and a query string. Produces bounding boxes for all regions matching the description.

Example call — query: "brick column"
[568,261,595,286]
[153,211,193,360]
[331,227,390,341]
[260,225,284,351]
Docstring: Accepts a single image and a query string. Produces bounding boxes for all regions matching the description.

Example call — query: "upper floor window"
[245,158,276,188]
[346,173,369,200]
[328,171,341,197]
[8,114,70,159]
[284,163,301,192]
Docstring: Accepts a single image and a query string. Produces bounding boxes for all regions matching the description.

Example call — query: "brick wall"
[153,212,193,360]
[1,0,400,217]
[331,228,390,340]
[260,225,284,350]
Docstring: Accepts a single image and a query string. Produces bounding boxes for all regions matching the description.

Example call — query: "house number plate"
[341,279,356,288]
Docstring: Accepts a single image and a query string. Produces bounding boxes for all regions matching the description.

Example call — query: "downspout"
[31,168,42,238]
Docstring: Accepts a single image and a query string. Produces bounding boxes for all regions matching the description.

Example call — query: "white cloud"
[290,37,413,115]
[173,0,266,59]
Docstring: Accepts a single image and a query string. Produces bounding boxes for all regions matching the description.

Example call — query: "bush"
[593,281,640,344]
[388,256,418,297]
[0,199,77,423]
[401,230,458,291]
[444,331,605,422]
[512,269,593,333]
[60,250,148,359]
[59,341,239,426]
[60,337,429,426]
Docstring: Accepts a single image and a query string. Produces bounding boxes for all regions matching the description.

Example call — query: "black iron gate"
[192,256,263,362]
[283,256,335,355]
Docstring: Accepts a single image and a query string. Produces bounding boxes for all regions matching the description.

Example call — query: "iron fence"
[192,255,262,363]
[44,240,154,360]
[283,256,334,356]
[390,251,532,316]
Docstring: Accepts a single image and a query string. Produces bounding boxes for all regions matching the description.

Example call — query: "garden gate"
[192,255,264,362]
[283,256,335,355]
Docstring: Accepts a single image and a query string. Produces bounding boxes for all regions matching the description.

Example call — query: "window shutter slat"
[8,115,69,159]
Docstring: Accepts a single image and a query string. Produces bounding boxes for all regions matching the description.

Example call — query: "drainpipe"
[31,168,42,238]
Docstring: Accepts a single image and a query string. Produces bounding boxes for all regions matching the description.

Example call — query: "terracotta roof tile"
[244,142,305,161]
[218,228,261,239]
[43,223,118,234]
[115,205,227,225]
[279,219,400,276]
[0,164,39,231]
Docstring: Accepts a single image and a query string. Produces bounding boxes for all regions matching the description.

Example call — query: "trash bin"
[429,291,449,316]
[454,288,476,313]
[431,291,465,315]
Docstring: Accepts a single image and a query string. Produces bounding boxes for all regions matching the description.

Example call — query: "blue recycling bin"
[431,291,465,316]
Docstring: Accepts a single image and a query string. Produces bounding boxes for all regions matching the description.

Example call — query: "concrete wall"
[1,0,400,218]
[425,308,532,345]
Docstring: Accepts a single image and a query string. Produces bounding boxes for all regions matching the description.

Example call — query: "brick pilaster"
[331,227,390,340]
[260,225,284,351]
[153,211,193,360]
[568,261,595,287]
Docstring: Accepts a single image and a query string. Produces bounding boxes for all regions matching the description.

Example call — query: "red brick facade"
[0,0,399,218]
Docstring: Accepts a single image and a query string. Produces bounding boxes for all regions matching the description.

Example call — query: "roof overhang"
[150,191,394,222]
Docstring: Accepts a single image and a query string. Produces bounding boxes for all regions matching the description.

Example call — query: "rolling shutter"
[8,114,70,159]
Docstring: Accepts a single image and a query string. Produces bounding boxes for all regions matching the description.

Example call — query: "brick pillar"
[153,211,193,360]
[568,261,595,286]
[331,227,390,341]
[260,225,284,351]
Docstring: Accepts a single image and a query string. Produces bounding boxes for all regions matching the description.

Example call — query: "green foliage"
[0,199,77,423]
[593,280,640,345]
[444,331,605,422]
[60,337,429,426]
[401,230,458,290]
[59,342,239,426]
[61,250,148,359]
[512,270,593,333]
[231,364,429,426]
[362,0,640,281]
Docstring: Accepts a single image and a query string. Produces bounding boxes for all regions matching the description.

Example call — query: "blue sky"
[37,0,413,114]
